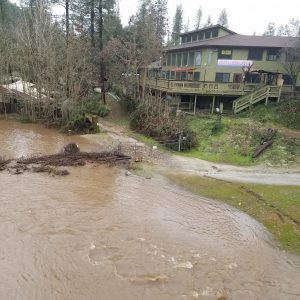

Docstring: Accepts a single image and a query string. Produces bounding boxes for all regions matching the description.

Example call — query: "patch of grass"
[132,133,158,146]
[182,113,299,166]
[165,172,300,255]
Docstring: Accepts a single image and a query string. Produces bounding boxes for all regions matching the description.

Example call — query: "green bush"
[277,100,300,129]
[84,93,110,117]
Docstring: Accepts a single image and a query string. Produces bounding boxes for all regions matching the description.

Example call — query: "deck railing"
[146,78,257,95]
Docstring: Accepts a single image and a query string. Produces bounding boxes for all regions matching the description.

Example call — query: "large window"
[212,28,219,38]
[267,49,279,61]
[167,55,171,66]
[282,74,293,85]
[188,52,195,65]
[195,52,202,66]
[176,53,182,66]
[170,71,175,80]
[207,51,213,65]
[248,48,263,60]
[205,30,211,39]
[198,32,204,40]
[181,36,187,43]
[194,72,200,81]
[181,72,187,80]
[182,53,188,66]
[215,73,230,83]
[171,53,176,66]
[187,35,192,42]
[218,48,232,59]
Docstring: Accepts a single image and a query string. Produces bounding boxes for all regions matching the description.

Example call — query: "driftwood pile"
[252,128,278,158]
[0,143,131,176]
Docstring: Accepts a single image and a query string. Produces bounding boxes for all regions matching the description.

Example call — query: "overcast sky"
[119,0,300,35]
[10,0,300,35]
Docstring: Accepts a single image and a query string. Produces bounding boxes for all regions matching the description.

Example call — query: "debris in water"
[0,148,131,176]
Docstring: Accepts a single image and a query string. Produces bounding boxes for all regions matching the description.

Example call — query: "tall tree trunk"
[98,0,106,105]
[65,0,70,97]
[90,0,95,48]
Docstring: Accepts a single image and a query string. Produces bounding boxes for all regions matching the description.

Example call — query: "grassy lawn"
[182,110,299,166]
[166,172,300,255]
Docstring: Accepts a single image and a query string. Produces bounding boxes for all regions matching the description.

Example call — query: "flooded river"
[0,120,300,299]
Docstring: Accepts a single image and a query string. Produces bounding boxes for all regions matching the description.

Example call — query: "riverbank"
[164,172,300,255]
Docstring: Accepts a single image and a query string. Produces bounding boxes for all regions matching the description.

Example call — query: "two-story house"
[146,25,299,114]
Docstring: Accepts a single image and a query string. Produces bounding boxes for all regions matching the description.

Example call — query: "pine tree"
[194,6,202,30]
[217,9,228,28]
[184,18,190,33]
[204,15,212,28]
[263,22,275,36]
[153,0,168,44]
[172,4,183,45]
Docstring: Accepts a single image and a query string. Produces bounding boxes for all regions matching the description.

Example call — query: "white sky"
[10,0,300,35]
[119,0,300,35]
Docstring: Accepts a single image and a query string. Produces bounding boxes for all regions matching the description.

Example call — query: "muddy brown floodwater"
[0,120,300,300]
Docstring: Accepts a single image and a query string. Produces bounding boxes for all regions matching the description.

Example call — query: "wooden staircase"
[233,85,282,114]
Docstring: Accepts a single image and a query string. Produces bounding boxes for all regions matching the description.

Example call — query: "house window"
[162,55,167,66]
[170,71,175,80]
[166,71,170,79]
[248,48,263,60]
[245,73,260,83]
[198,32,204,40]
[181,72,187,80]
[194,72,200,81]
[205,30,211,39]
[171,53,176,66]
[176,53,182,66]
[181,36,187,43]
[215,73,230,83]
[212,28,218,38]
[182,53,188,66]
[218,49,232,59]
[166,55,171,66]
[187,35,192,42]
[207,51,213,65]
[176,72,181,80]
[187,72,193,81]
[282,74,293,85]
[192,33,197,42]
[267,49,279,61]
[188,52,195,65]
[233,73,243,83]
[195,52,202,66]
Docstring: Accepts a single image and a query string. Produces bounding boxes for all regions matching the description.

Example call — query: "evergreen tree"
[172,4,183,45]
[194,6,202,30]
[263,22,275,36]
[204,15,212,27]
[155,0,168,43]
[217,9,228,28]
[184,18,190,33]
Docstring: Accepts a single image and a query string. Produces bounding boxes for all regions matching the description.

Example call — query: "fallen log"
[252,140,273,158]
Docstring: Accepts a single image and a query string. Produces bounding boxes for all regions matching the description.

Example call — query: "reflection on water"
[0,120,300,299]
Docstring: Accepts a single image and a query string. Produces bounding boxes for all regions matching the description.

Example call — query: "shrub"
[277,100,300,129]
[84,93,110,117]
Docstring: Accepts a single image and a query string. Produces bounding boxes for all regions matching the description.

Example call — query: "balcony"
[146,78,261,96]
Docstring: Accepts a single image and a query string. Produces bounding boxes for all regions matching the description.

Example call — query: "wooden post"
[194,95,197,115]
[211,96,215,114]
[265,86,270,105]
